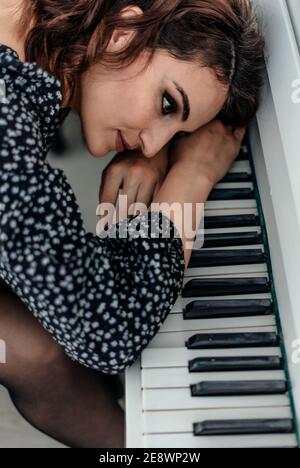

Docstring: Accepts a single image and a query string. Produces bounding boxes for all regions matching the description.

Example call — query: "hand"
[99,145,170,223]
[169,120,246,187]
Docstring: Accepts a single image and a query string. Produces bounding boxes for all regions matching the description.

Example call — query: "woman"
[0,0,265,448]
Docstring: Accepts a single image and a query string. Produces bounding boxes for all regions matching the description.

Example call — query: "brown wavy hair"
[23,0,266,128]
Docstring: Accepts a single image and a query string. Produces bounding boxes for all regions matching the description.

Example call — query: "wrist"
[170,161,215,193]
[154,150,169,174]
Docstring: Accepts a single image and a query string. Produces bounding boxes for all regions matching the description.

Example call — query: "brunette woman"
[0,0,265,447]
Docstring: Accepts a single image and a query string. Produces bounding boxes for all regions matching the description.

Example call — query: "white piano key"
[149,326,277,349]
[229,160,252,173]
[143,388,289,411]
[205,208,258,217]
[143,433,297,448]
[204,227,261,235]
[142,346,281,368]
[206,199,257,210]
[162,314,276,333]
[142,368,285,389]
[200,244,265,251]
[215,182,254,190]
[184,263,268,278]
[143,406,292,434]
[182,271,269,285]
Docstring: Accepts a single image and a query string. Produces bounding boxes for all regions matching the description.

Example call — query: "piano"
[125,0,300,448]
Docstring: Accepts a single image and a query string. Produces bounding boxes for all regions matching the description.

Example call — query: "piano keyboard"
[125,141,298,448]
[126,0,300,447]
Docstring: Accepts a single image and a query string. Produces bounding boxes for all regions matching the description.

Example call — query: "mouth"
[116,130,128,152]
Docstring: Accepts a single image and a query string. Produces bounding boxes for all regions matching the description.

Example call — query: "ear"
[106,6,144,52]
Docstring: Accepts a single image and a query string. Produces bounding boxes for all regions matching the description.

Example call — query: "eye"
[162,91,178,115]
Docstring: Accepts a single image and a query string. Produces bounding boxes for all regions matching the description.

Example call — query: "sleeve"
[0,44,63,170]
[0,48,186,375]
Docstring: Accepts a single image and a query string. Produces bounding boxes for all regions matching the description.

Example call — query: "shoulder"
[0,43,62,119]
[0,43,63,161]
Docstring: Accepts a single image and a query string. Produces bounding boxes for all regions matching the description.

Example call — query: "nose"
[142,126,176,159]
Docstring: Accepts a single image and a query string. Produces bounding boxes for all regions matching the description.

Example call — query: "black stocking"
[0,282,124,448]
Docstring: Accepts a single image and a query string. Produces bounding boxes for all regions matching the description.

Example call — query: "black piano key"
[208,188,254,201]
[184,299,273,319]
[188,356,282,373]
[193,419,293,436]
[220,172,252,183]
[237,147,249,161]
[203,231,262,248]
[186,332,278,350]
[189,249,265,269]
[205,214,259,229]
[190,380,287,396]
[182,277,270,298]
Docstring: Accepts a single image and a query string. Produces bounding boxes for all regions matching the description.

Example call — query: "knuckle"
[129,164,144,179]
[146,167,159,181]
[107,163,122,178]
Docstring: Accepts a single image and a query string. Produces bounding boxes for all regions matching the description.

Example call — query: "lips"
[116,130,126,152]
[116,131,140,152]
[120,131,130,149]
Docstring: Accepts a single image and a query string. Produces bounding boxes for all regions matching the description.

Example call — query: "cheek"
[79,108,114,157]
[116,86,154,128]
[119,107,150,129]
[79,80,155,155]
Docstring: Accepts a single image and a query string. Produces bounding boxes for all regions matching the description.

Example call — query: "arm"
[151,163,212,268]
[152,121,246,268]
[1,43,245,374]
[0,55,184,375]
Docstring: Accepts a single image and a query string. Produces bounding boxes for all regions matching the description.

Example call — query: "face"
[71,8,229,159]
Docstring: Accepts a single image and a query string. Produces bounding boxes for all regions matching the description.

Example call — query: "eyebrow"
[173,81,191,122]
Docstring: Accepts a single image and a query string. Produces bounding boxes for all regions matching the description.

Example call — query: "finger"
[98,173,124,227]
[234,127,246,141]
[136,183,157,210]
[99,172,123,207]
[153,182,161,199]
[117,181,140,222]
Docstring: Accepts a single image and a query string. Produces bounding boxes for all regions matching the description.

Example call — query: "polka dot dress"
[0,44,185,374]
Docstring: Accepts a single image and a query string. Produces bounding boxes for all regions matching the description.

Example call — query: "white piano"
[125,0,300,448]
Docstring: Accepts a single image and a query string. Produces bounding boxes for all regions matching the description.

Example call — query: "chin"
[90,151,109,158]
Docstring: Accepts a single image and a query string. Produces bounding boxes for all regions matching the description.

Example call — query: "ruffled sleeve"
[0,44,185,374]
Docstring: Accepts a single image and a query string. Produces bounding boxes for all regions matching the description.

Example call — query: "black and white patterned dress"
[0,44,185,374]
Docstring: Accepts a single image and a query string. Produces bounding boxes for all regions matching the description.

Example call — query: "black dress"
[0,44,185,374]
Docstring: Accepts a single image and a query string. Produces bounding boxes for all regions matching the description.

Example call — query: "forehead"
[151,50,229,127]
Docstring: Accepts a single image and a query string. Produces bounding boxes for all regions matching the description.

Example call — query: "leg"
[0,283,124,448]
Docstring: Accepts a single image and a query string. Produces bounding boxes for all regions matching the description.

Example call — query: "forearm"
[151,162,213,269]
